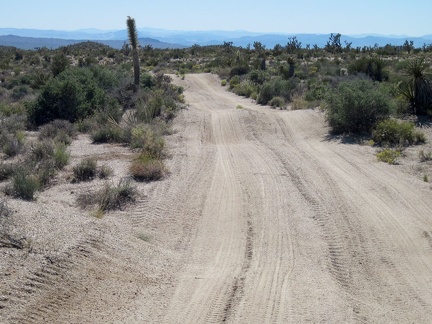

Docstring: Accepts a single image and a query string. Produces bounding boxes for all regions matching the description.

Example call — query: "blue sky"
[1,0,432,36]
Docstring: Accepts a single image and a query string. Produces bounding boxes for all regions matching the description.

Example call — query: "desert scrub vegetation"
[129,153,166,182]
[376,148,402,165]
[77,178,137,213]
[372,119,425,147]
[73,157,97,182]
[325,78,394,134]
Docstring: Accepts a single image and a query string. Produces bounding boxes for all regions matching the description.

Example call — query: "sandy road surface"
[2,73,432,323]
[162,74,432,323]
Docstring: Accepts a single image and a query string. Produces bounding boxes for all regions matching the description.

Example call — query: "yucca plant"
[127,16,140,91]
[399,57,432,115]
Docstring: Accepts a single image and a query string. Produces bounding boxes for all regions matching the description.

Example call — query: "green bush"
[268,96,285,108]
[7,167,40,200]
[91,125,123,143]
[376,149,401,164]
[233,80,257,98]
[325,78,394,134]
[27,66,119,126]
[130,124,165,158]
[53,143,70,169]
[372,119,426,146]
[73,158,97,182]
[257,77,299,105]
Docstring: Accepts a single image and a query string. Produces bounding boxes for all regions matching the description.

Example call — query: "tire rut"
[1,232,104,324]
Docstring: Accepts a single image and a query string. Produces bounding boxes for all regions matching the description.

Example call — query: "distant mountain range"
[1,27,432,50]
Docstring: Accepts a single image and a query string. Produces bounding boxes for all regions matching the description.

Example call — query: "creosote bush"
[7,167,40,200]
[372,119,426,146]
[325,78,394,134]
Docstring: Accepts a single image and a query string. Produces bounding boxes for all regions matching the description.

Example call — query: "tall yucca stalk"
[127,16,140,90]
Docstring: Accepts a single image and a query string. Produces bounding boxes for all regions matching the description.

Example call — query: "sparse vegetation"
[77,178,137,212]
[130,153,166,182]
[73,158,97,182]
[372,119,425,146]
[376,148,401,164]
[419,150,432,162]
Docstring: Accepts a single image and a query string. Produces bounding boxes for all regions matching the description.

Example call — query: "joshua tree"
[127,16,140,90]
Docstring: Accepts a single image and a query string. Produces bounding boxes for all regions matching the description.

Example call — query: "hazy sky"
[1,0,431,36]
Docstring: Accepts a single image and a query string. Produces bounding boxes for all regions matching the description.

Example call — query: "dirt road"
[161,74,432,323]
[2,73,432,323]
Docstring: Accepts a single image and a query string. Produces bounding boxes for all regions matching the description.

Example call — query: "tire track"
[1,232,104,324]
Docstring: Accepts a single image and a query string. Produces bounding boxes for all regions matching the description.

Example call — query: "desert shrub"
[29,140,55,162]
[230,65,249,77]
[229,76,240,89]
[291,96,311,110]
[376,148,401,164]
[0,103,25,117]
[257,77,299,105]
[0,114,26,133]
[0,163,15,181]
[91,125,123,143]
[130,154,166,182]
[11,85,31,101]
[419,150,432,162]
[305,78,331,102]
[77,178,137,212]
[141,73,154,88]
[27,66,119,126]
[268,96,285,108]
[73,158,97,181]
[97,179,137,211]
[348,57,387,82]
[53,143,70,169]
[233,80,257,98]
[372,119,426,146]
[98,165,113,179]
[130,124,165,158]
[221,80,227,86]
[38,119,76,144]
[325,78,394,134]
[249,70,267,85]
[0,132,25,157]
[7,167,40,200]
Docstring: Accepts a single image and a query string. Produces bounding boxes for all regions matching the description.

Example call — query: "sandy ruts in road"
[162,74,432,323]
[2,73,432,323]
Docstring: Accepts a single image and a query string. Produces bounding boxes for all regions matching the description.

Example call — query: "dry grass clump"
[73,158,97,182]
[77,178,137,212]
[129,153,166,182]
